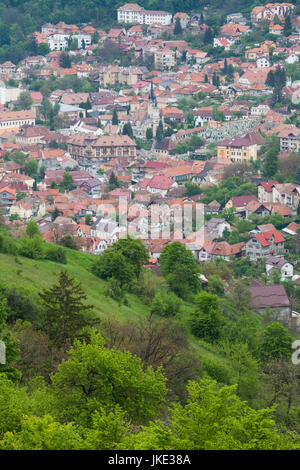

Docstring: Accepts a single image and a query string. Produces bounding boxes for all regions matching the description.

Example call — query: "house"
[173,13,190,28]
[269,23,283,35]
[256,56,271,68]
[213,37,234,50]
[91,217,125,244]
[257,181,278,203]
[0,187,16,212]
[204,217,231,240]
[211,241,245,260]
[245,229,285,260]
[226,195,259,210]
[272,183,300,211]
[282,221,300,236]
[249,281,291,326]
[144,174,177,196]
[266,256,293,280]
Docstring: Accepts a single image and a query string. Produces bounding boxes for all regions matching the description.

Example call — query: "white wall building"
[117,3,172,25]
[0,83,22,105]
[47,33,91,51]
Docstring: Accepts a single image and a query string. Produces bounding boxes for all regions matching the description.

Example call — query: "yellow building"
[217,133,263,163]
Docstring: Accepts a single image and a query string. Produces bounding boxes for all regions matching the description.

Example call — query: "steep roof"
[249,284,290,309]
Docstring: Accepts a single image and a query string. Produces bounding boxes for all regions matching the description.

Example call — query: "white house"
[286,53,298,64]
[256,56,271,68]
[266,256,293,280]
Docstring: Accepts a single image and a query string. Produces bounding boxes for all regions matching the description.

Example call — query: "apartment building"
[0,82,22,105]
[101,65,145,86]
[117,3,172,25]
[47,33,91,51]
[277,126,300,152]
[0,110,35,132]
[154,49,176,70]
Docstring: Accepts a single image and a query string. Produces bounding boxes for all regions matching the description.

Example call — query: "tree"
[160,242,200,298]
[108,171,119,189]
[51,207,60,221]
[85,214,92,226]
[223,206,236,224]
[174,17,182,36]
[112,236,149,278]
[16,92,33,110]
[112,108,118,125]
[0,300,20,382]
[59,172,75,192]
[155,119,164,143]
[51,331,167,426]
[186,111,195,127]
[39,270,95,349]
[146,127,153,140]
[125,379,299,450]
[92,249,135,288]
[150,291,181,317]
[263,148,278,177]
[203,27,213,44]
[190,292,223,342]
[122,122,133,138]
[59,52,71,69]
[37,43,50,56]
[284,15,292,37]
[24,159,38,178]
[224,342,259,401]
[25,220,39,239]
[260,322,293,362]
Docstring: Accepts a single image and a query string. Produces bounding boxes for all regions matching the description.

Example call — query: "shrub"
[18,235,44,260]
[45,245,67,264]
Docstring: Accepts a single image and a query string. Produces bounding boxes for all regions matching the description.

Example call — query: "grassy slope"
[0,247,231,373]
[0,249,149,323]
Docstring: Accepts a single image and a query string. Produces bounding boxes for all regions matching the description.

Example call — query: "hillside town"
[2,0,300,453]
[0,2,300,331]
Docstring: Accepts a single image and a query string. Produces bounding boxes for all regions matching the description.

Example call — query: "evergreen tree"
[174,17,183,36]
[156,119,164,143]
[122,122,133,138]
[59,52,71,68]
[203,27,213,44]
[109,171,119,188]
[39,270,95,349]
[146,127,153,140]
[112,108,118,125]
[150,81,155,101]
[51,207,60,221]
[295,167,300,185]
[284,15,292,37]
